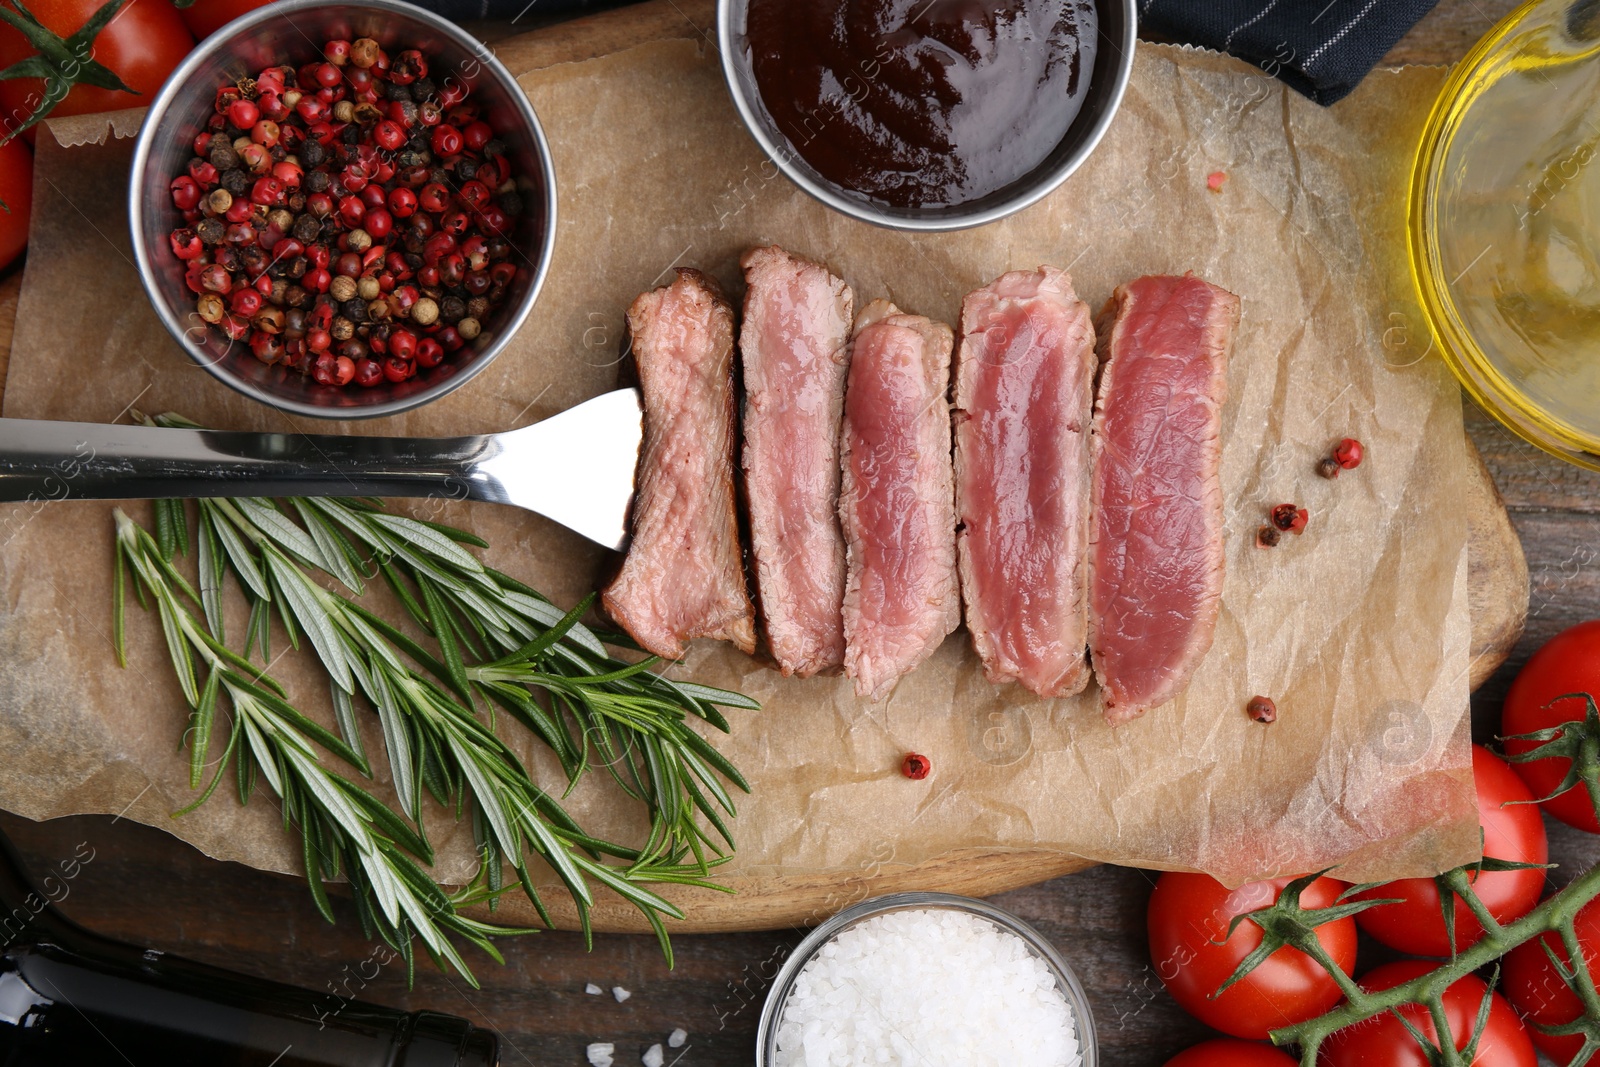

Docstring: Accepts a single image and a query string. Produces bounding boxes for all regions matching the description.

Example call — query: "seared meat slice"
[840,300,959,701]
[1088,274,1238,723]
[740,246,854,677]
[954,267,1096,698]
[602,269,756,659]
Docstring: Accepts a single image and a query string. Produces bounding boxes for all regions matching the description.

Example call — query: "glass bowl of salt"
[756,891,1097,1067]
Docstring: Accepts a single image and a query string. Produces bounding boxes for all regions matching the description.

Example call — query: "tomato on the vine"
[1148,872,1357,1040]
[1165,1039,1299,1066]
[1319,960,1536,1067]
[1502,620,1600,833]
[1503,896,1600,1064]
[174,0,276,43]
[1353,746,1547,956]
[0,0,194,141]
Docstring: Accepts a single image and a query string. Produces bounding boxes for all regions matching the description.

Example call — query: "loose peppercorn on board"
[0,6,1529,932]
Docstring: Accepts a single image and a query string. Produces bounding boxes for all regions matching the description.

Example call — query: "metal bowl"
[716,0,1136,232]
[129,0,557,419]
[756,892,1098,1066]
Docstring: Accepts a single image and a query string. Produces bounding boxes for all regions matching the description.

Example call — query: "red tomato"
[1354,746,1547,955]
[1503,620,1600,832]
[176,0,276,42]
[1319,960,1536,1067]
[0,136,32,270]
[1503,896,1600,1064]
[1165,1039,1299,1066]
[0,0,194,138]
[1148,872,1357,1040]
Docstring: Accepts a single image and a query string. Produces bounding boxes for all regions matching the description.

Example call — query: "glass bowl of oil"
[1411,0,1600,468]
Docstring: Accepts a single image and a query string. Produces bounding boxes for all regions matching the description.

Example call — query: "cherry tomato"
[1353,746,1547,956]
[1319,960,1536,1067]
[1165,1039,1299,1066]
[176,0,279,41]
[0,136,34,270]
[0,0,194,137]
[1148,872,1357,1039]
[1502,620,1600,832]
[1503,896,1600,1064]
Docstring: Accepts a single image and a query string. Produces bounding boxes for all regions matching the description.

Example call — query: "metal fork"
[0,389,644,551]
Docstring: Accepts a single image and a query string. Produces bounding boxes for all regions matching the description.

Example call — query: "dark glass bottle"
[0,831,497,1066]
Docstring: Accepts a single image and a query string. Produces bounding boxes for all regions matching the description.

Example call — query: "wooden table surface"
[7,1,1600,1064]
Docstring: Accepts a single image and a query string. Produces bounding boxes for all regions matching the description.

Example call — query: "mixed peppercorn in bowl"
[129,0,556,418]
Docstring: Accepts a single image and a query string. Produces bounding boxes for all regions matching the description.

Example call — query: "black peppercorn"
[196,217,226,245]
[439,296,466,322]
[292,214,321,242]
[499,191,523,216]
[483,139,505,159]
[343,299,369,323]
[209,144,239,170]
[342,124,361,144]
[305,169,331,193]
[413,76,437,100]
[383,81,412,102]
[221,168,250,196]
[300,139,325,168]
[456,159,477,181]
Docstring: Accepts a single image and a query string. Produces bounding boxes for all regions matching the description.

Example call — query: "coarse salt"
[668,1028,687,1048]
[772,908,1081,1067]
[585,983,603,995]
[586,1043,615,1067]
[613,985,632,1003]
[642,1043,664,1067]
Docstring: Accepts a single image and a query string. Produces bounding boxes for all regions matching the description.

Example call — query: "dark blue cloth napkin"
[419,0,1439,106]
[1137,0,1441,104]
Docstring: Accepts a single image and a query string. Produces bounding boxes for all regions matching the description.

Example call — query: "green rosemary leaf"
[301,817,338,925]
[173,709,240,817]
[155,593,200,706]
[188,667,221,789]
[409,515,490,549]
[670,678,762,713]
[330,680,369,776]
[208,502,271,602]
[246,595,271,662]
[240,713,285,797]
[262,547,353,693]
[233,497,328,570]
[196,506,226,641]
[154,499,180,561]
[418,574,473,705]
[368,512,486,575]
[291,499,366,594]
[346,787,431,864]
[369,665,419,821]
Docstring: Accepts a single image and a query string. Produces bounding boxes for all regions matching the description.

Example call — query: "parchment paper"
[0,40,1480,906]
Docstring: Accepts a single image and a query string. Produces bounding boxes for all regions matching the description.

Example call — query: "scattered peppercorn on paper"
[0,39,1487,927]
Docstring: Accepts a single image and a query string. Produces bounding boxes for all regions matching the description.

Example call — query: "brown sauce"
[745,0,1098,210]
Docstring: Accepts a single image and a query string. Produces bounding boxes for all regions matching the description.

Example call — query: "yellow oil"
[1410,0,1600,467]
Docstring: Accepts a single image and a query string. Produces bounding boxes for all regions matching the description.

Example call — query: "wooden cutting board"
[0,0,1531,931]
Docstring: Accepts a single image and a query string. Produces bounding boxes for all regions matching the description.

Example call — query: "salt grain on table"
[642,1043,664,1067]
[585,983,603,995]
[773,909,1080,1067]
[668,1028,688,1048]
[613,985,632,1003]
[586,1043,615,1067]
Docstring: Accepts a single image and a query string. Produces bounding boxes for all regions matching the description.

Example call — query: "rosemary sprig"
[114,413,757,976]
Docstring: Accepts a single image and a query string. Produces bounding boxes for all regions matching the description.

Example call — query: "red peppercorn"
[385,327,416,361]
[193,131,213,157]
[259,90,289,123]
[457,180,490,211]
[341,163,369,193]
[324,39,350,65]
[198,264,233,294]
[384,186,417,219]
[489,262,517,287]
[250,331,285,364]
[295,96,327,124]
[188,159,219,187]
[373,118,406,151]
[226,98,259,129]
[414,337,444,368]
[1247,696,1277,724]
[364,208,394,240]
[477,204,509,235]
[462,120,493,153]
[382,355,414,383]
[436,325,463,351]
[1334,437,1364,470]
[416,182,449,214]
[338,196,367,228]
[251,119,281,147]
[360,183,388,211]
[170,175,200,211]
[250,176,284,206]
[230,289,262,316]
[170,229,204,259]
[901,753,931,780]
[429,124,463,157]
[1270,504,1309,535]
[303,267,332,293]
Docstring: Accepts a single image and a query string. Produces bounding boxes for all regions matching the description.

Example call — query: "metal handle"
[0,419,498,504]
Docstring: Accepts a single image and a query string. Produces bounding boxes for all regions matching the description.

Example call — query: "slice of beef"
[840,299,959,701]
[954,267,1096,698]
[1088,274,1239,723]
[740,246,854,677]
[602,269,755,660]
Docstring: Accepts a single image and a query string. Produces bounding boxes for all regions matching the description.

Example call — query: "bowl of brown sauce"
[717,0,1136,231]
